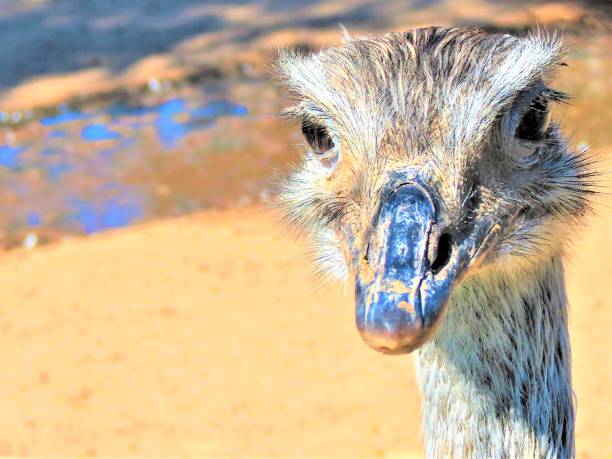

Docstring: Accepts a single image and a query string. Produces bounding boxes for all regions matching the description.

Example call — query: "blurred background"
[0,0,609,456]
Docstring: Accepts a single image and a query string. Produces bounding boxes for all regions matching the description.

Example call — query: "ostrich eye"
[301,119,335,154]
[515,95,550,141]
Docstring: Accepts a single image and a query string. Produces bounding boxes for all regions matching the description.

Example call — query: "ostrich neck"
[415,256,574,458]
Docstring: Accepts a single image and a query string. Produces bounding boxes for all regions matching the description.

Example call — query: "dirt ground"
[0,206,609,457]
[0,0,607,112]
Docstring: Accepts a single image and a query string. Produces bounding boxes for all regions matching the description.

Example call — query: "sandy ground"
[0,206,609,457]
[0,1,609,456]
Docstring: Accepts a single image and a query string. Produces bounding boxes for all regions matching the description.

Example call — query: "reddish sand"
[0,206,609,457]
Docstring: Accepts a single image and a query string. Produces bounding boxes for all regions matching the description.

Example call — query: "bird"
[276,27,596,458]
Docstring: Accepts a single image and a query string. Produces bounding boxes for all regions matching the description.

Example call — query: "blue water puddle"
[40,97,248,150]
[41,109,92,126]
[81,123,121,141]
[191,100,248,119]
[66,189,145,234]
[47,162,73,181]
[154,98,247,148]
[0,145,25,169]
[0,91,250,243]
[156,98,188,148]
[27,212,41,227]
[46,130,68,139]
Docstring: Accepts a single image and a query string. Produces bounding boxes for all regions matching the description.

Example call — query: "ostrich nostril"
[430,232,453,274]
[363,242,371,263]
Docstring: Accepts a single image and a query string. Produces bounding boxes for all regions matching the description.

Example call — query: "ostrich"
[277,27,595,457]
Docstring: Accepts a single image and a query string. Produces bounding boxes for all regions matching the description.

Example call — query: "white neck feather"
[416,256,574,458]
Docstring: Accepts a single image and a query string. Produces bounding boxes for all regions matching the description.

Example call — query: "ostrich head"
[277,28,593,355]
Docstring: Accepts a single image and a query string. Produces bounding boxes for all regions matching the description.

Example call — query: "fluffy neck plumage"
[415,256,574,458]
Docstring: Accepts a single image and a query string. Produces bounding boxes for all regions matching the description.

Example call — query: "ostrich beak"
[354,176,499,355]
